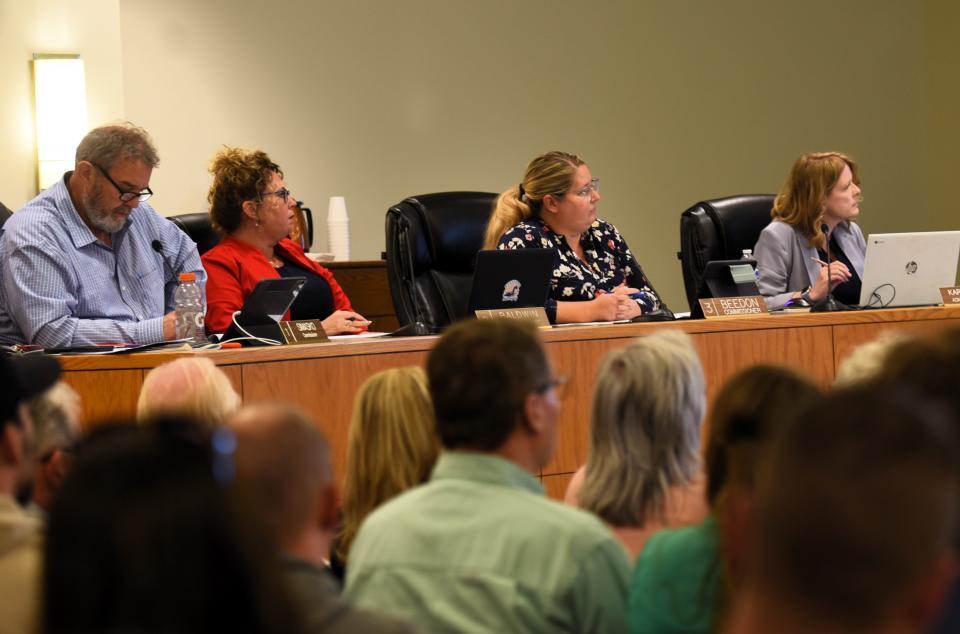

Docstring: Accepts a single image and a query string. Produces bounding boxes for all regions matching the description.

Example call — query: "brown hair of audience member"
[744,386,959,632]
[337,367,440,563]
[579,330,705,527]
[771,152,860,249]
[705,365,823,508]
[75,122,159,170]
[875,325,960,425]
[43,416,300,633]
[427,319,552,452]
[231,403,336,553]
[702,364,824,630]
[483,151,585,249]
[137,357,241,426]
[207,147,283,234]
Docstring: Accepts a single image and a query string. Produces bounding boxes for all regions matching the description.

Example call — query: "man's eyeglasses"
[572,178,600,199]
[90,162,153,203]
[537,375,570,399]
[259,188,291,203]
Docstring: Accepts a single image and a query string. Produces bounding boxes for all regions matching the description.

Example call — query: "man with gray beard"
[0,123,205,348]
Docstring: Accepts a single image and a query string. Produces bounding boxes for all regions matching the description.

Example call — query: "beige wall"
[4,1,955,310]
[0,0,125,207]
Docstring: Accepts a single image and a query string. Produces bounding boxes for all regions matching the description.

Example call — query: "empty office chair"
[385,191,497,331]
[679,194,774,313]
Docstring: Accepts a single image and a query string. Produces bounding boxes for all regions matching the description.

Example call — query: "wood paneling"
[62,369,143,427]
[832,317,960,371]
[541,472,575,502]
[58,307,960,486]
[325,260,400,332]
[241,351,428,482]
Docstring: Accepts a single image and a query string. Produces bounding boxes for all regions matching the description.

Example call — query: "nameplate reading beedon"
[278,319,330,345]
[475,307,551,328]
[940,287,960,307]
[699,296,769,319]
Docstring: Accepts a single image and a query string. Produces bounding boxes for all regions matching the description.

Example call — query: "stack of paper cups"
[326,196,350,261]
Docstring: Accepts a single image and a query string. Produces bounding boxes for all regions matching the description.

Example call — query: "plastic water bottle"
[742,249,761,283]
[175,272,205,344]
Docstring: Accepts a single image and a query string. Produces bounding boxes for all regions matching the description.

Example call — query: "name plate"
[475,307,551,327]
[940,287,960,306]
[278,319,330,345]
[699,296,769,319]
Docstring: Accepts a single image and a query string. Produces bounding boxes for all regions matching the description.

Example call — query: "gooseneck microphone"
[811,223,851,313]
[151,239,178,281]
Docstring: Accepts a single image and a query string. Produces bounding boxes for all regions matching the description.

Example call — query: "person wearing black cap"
[0,352,61,633]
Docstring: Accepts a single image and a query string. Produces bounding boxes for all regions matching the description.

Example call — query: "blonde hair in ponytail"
[483,151,585,249]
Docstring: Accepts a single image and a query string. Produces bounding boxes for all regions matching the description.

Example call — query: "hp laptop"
[858,231,960,308]
[467,249,554,314]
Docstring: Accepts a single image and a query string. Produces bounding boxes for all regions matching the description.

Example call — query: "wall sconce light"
[32,54,88,192]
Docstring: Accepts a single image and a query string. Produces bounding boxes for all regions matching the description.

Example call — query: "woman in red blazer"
[202,148,368,335]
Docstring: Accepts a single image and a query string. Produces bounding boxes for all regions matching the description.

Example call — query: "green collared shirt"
[345,452,631,633]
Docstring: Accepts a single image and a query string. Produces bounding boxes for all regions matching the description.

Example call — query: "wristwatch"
[800,287,814,304]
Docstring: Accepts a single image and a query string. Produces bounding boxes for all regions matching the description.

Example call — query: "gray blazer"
[753,219,866,310]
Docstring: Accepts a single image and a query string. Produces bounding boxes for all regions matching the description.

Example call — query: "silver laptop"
[858,231,960,308]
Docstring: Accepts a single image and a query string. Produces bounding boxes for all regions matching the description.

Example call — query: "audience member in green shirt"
[345,319,631,633]
[628,365,822,633]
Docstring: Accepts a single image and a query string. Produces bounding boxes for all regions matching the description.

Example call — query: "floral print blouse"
[497,217,666,322]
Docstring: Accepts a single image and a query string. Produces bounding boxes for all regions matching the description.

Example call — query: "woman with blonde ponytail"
[485,151,669,324]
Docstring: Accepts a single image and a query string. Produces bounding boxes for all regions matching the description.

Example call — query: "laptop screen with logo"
[858,231,960,308]
[467,249,555,314]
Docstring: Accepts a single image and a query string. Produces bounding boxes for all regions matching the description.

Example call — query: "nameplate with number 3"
[940,287,960,307]
[699,296,769,319]
[475,307,551,327]
[278,319,330,345]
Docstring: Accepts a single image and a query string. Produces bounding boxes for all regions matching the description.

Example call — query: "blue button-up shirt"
[0,173,206,347]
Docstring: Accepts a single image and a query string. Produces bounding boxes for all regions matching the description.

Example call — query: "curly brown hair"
[207,147,283,234]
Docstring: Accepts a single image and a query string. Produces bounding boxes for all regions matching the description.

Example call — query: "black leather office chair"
[385,191,497,331]
[170,204,313,256]
[169,213,221,255]
[0,201,12,229]
[678,194,775,313]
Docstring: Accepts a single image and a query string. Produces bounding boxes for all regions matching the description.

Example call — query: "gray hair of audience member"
[29,382,82,460]
[834,331,912,388]
[230,403,332,548]
[752,385,959,628]
[137,357,241,425]
[427,319,551,451]
[578,330,706,527]
[75,122,159,169]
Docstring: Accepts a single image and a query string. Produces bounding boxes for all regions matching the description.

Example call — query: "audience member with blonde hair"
[565,330,708,559]
[334,367,439,577]
[833,331,912,387]
[137,357,241,425]
[629,365,823,634]
[485,150,669,323]
[754,152,866,310]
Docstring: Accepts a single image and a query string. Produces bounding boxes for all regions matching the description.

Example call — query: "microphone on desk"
[152,239,178,281]
[811,223,851,313]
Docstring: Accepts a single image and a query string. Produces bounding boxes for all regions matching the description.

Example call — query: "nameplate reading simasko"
[475,307,551,327]
[278,319,330,345]
[699,296,769,319]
